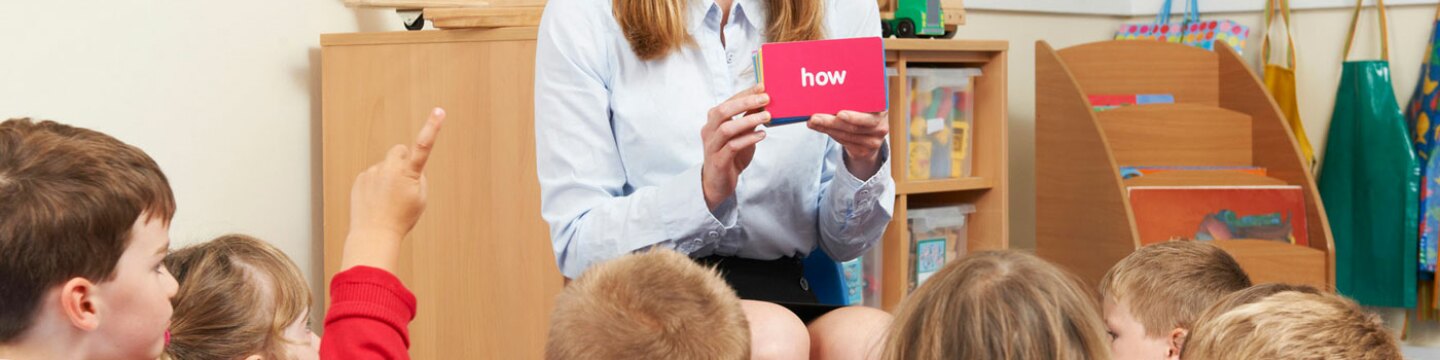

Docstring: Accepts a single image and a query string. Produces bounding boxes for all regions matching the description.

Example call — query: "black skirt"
[694,255,840,323]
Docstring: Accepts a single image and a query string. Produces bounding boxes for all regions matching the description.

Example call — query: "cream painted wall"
[953,5,1437,252]
[0,0,404,327]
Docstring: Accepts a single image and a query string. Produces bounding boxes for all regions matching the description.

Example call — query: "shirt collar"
[688,0,767,34]
[735,0,766,30]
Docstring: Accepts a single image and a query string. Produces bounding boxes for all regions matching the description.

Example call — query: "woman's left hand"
[808,110,888,179]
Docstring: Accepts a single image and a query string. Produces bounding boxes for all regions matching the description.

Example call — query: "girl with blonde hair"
[881,251,1112,360]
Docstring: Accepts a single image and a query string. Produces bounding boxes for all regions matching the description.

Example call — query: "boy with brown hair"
[1098,241,1252,360]
[0,118,180,359]
[1182,289,1402,359]
[545,249,750,360]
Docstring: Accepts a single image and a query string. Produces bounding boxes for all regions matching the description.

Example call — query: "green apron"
[1319,0,1420,308]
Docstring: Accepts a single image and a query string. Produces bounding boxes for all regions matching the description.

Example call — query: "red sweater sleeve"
[320,266,417,360]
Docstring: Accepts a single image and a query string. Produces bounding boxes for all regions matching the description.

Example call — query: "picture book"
[754,36,888,125]
[914,238,946,287]
[1129,186,1308,246]
[1119,166,1268,179]
[1089,93,1175,112]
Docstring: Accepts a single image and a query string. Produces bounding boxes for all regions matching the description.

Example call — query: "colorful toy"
[882,0,955,39]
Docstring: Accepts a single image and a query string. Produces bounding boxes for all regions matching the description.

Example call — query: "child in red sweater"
[321,107,444,359]
[161,108,444,360]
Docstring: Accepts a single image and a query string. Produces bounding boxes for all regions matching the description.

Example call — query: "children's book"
[1119,166,1268,179]
[1089,93,1175,112]
[1129,186,1308,246]
[914,238,946,287]
[754,37,888,125]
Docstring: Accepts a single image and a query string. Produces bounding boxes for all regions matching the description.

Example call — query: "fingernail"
[758,94,769,104]
[433,107,446,118]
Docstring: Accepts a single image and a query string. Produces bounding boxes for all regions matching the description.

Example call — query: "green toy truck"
[881,0,958,39]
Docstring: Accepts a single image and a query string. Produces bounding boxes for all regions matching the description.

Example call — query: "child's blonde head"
[163,234,312,360]
[545,250,749,360]
[1182,289,1401,360]
[881,250,1111,360]
[1099,241,1251,335]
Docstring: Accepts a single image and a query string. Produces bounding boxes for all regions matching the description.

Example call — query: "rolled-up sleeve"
[817,139,895,261]
[534,0,739,279]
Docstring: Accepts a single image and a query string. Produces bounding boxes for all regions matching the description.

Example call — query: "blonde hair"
[614,0,825,60]
[1182,290,1401,360]
[1099,241,1251,336]
[163,234,311,360]
[545,250,749,360]
[881,250,1111,360]
[1203,283,1322,317]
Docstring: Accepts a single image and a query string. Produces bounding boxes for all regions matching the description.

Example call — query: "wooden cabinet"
[320,27,560,359]
[880,39,1009,310]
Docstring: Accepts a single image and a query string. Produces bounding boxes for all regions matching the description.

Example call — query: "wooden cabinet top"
[321,27,539,47]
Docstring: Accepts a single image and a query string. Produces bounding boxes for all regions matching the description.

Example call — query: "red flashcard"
[754,36,888,124]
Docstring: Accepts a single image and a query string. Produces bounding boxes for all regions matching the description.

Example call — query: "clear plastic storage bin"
[906,68,982,181]
[907,204,977,291]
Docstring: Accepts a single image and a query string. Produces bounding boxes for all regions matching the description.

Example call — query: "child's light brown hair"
[1099,241,1252,336]
[163,234,311,360]
[1182,290,1401,360]
[545,250,749,360]
[0,118,177,342]
[614,0,825,60]
[881,250,1111,360]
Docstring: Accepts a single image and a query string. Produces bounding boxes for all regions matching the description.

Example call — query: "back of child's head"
[881,250,1111,360]
[1182,288,1401,360]
[1200,283,1322,318]
[163,234,312,360]
[545,250,749,360]
[1099,241,1251,335]
[0,118,176,342]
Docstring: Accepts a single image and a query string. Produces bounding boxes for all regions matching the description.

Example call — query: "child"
[1182,288,1402,359]
[0,118,179,359]
[164,108,445,360]
[545,249,750,360]
[163,234,319,360]
[880,250,1111,360]
[1199,283,1320,316]
[1099,241,1252,360]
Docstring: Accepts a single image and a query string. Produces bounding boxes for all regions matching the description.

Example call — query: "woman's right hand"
[701,84,772,211]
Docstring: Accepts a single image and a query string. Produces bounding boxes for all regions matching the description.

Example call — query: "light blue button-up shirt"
[535,0,894,278]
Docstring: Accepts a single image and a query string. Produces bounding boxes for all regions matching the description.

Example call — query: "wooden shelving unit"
[880,38,1009,311]
[1034,40,1334,289]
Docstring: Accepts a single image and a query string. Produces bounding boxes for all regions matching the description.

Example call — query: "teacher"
[534,0,895,358]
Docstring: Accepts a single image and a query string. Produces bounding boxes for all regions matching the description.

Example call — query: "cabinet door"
[322,30,561,359]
